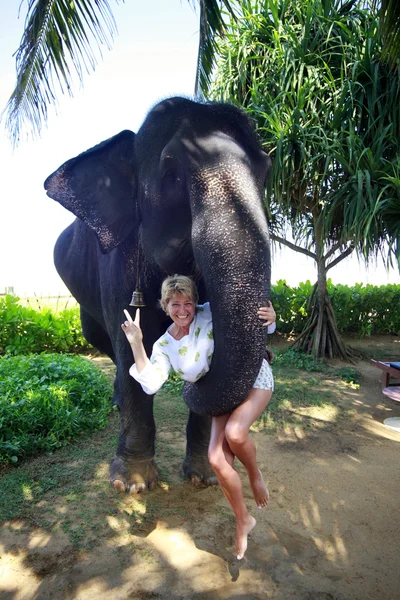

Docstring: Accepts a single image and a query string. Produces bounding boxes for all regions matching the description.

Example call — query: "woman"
[122,274,275,560]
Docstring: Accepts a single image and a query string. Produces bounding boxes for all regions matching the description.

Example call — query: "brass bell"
[129,288,146,307]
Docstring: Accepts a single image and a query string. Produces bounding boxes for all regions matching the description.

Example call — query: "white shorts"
[253,359,274,391]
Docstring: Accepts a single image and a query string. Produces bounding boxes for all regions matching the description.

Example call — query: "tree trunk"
[291,215,355,361]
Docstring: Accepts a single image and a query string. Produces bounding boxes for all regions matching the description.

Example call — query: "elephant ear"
[44,130,136,253]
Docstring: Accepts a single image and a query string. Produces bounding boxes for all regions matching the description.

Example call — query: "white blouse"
[129,302,275,395]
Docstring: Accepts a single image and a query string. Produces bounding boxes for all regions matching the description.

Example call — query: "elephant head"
[45,97,271,417]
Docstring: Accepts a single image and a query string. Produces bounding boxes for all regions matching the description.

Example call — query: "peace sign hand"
[121,308,143,345]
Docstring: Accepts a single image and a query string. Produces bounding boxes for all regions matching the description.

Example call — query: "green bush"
[163,369,185,394]
[0,354,113,465]
[0,294,91,355]
[271,280,400,337]
[329,282,400,336]
[273,348,327,372]
[272,280,314,334]
[331,366,361,387]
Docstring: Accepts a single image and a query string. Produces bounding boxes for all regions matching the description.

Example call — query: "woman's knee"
[208,447,222,472]
[208,445,234,475]
[225,421,247,447]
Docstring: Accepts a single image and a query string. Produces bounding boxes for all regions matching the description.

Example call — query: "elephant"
[44,96,272,493]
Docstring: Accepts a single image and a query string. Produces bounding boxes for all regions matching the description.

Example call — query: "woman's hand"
[121,308,143,345]
[257,301,276,327]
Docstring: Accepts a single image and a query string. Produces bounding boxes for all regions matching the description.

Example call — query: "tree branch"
[324,241,342,261]
[326,244,354,272]
[270,234,316,260]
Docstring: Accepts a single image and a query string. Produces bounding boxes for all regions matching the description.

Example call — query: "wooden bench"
[371,360,400,403]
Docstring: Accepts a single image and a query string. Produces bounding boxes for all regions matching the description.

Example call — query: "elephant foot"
[182,455,218,486]
[110,456,158,493]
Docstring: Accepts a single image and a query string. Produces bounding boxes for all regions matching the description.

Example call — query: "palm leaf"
[374,0,400,67]
[194,0,236,97]
[4,0,117,145]
[3,0,236,145]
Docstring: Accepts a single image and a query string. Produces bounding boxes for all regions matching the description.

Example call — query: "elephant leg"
[110,369,159,493]
[80,307,116,362]
[182,411,218,486]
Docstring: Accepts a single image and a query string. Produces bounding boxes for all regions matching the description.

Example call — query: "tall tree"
[3,0,234,146]
[211,0,400,359]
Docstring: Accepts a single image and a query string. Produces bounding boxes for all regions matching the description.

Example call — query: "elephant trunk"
[184,149,271,416]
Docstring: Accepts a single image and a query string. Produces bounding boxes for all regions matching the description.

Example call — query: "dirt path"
[1,337,400,600]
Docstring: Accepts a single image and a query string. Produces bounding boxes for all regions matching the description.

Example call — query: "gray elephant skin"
[44,97,272,493]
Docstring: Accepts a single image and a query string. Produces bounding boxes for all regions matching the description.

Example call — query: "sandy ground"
[1,336,400,600]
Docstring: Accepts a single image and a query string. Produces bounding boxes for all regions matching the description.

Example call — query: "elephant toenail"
[112,479,127,493]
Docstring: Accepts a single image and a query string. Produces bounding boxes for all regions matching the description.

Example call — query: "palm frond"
[194,0,236,97]
[3,0,117,145]
[374,0,400,67]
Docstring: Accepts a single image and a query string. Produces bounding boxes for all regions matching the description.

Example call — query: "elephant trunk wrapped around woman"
[44,97,272,492]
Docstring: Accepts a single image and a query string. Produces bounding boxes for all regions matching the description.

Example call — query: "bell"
[129,288,146,307]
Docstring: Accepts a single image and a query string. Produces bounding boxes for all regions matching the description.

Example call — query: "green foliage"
[328,282,400,337]
[0,354,112,464]
[271,280,400,336]
[272,279,314,334]
[332,367,361,387]
[6,0,236,146]
[274,348,327,372]
[373,0,400,68]
[6,0,118,145]
[163,369,184,394]
[0,294,91,355]
[212,0,400,264]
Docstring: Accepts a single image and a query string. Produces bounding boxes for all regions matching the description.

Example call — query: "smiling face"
[167,293,196,330]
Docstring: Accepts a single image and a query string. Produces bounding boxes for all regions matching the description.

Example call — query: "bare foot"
[236,515,256,560]
[250,469,269,509]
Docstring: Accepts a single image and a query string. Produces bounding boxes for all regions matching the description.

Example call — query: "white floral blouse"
[130,303,214,395]
[129,302,276,395]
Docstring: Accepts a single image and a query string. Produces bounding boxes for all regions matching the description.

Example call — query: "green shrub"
[272,280,322,334]
[331,366,361,387]
[0,354,113,465]
[273,348,327,372]
[271,280,400,337]
[163,369,184,394]
[0,295,90,355]
[329,282,400,337]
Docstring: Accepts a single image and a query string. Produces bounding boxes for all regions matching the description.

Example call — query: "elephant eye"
[162,169,180,184]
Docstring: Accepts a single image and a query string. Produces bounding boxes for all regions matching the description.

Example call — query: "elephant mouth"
[144,233,194,275]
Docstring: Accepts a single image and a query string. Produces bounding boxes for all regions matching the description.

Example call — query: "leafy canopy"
[211,0,400,267]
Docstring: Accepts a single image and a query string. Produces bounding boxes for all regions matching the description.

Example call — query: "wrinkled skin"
[44,97,271,493]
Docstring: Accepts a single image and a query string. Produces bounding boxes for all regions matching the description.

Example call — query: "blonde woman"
[122,274,275,560]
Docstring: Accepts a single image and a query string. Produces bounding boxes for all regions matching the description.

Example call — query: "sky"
[0,0,399,297]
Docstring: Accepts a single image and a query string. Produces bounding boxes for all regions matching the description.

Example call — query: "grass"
[0,347,363,550]
[0,391,191,549]
[0,412,121,548]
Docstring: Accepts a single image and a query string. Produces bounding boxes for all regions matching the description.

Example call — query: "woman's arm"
[122,308,171,395]
[121,309,148,373]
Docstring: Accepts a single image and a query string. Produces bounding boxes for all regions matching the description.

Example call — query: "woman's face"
[167,293,196,329]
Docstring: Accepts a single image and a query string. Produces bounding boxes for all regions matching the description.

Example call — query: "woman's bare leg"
[208,415,256,559]
[225,388,272,508]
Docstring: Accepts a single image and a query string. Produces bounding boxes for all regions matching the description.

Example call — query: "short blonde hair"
[160,274,199,313]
